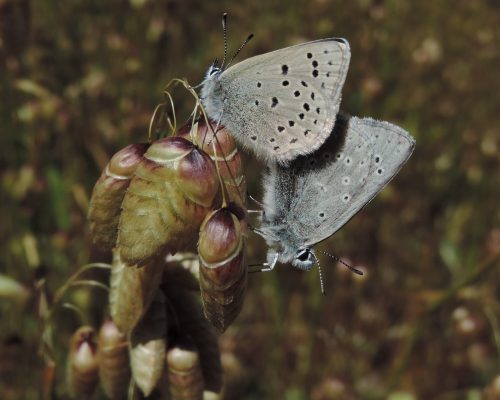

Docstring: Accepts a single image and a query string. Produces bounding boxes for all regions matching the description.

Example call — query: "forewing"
[277,115,415,247]
[219,38,350,162]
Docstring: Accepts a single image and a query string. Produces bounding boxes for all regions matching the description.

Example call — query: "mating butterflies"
[258,113,416,270]
[200,38,350,163]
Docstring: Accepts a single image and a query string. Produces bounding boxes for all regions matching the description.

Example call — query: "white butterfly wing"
[264,115,415,248]
[205,39,350,163]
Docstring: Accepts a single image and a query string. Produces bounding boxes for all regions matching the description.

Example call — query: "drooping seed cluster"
[76,119,248,398]
[66,261,224,398]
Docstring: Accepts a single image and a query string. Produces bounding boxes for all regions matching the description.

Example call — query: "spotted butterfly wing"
[201,38,350,163]
[260,113,415,262]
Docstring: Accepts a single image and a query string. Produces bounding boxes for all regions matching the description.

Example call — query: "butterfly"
[200,37,350,163]
[257,113,416,270]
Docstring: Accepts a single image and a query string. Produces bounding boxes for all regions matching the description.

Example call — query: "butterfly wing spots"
[203,38,351,162]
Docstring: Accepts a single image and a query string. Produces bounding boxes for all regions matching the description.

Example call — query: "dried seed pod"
[178,120,247,208]
[109,248,163,335]
[129,290,167,397]
[88,143,149,251]
[164,285,222,394]
[97,318,130,399]
[66,326,99,399]
[118,136,219,266]
[198,204,247,333]
[166,338,204,400]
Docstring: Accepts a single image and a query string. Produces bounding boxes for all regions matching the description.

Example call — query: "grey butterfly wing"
[270,115,415,247]
[214,39,350,163]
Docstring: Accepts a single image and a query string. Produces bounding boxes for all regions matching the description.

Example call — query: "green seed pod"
[97,318,130,399]
[166,338,204,400]
[164,285,222,394]
[88,143,149,251]
[109,248,162,335]
[118,136,220,266]
[129,290,167,397]
[198,204,247,333]
[178,120,247,208]
[66,326,99,399]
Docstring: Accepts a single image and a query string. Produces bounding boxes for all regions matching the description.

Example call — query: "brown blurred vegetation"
[1,0,500,398]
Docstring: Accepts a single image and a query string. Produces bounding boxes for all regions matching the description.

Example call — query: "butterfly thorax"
[200,67,224,121]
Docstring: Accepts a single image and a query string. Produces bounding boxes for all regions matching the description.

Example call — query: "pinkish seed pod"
[109,248,163,335]
[129,290,167,397]
[118,136,219,266]
[88,143,149,251]
[97,318,130,399]
[164,286,222,394]
[66,326,99,398]
[166,338,204,400]
[178,120,247,208]
[198,204,247,333]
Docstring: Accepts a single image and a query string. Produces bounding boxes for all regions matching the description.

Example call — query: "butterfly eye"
[297,249,311,262]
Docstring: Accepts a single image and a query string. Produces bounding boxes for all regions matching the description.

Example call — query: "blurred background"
[1,0,499,398]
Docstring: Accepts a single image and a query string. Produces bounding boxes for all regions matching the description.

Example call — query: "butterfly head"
[291,247,316,270]
[205,59,223,80]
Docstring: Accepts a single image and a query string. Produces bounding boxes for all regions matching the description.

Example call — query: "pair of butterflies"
[200,37,415,271]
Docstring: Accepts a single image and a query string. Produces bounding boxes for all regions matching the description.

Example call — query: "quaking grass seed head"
[66,326,99,398]
[166,337,204,399]
[163,285,223,394]
[97,318,130,399]
[87,143,149,251]
[129,290,167,397]
[109,248,163,335]
[117,136,219,266]
[198,203,247,333]
[178,119,247,208]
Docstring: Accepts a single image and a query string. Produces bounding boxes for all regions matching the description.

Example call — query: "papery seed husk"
[88,143,149,251]
[163,286,222,393]
[97,318,130,399]
[129,290,167,397]
[199,268,246,333]
[198,206,247,333]
[178,120,247,208]
[109,248,163,335]
[66,326,99,399]
[117,137,219,266]
[167,340,204,400]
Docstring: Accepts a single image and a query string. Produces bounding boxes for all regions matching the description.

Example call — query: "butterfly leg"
[248,253,279,273]
[247,210,263,216]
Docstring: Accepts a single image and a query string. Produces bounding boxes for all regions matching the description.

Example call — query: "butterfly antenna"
[220,13,228,70]
[318,250,364,275]
[311,252,326,295]
[225,33,254,70]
